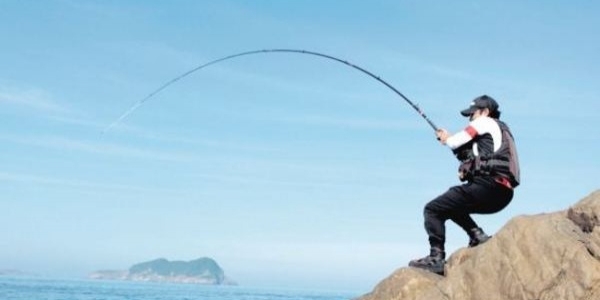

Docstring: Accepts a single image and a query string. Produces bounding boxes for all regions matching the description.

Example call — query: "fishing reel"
[453,142,476,181]
[452,141,474,162]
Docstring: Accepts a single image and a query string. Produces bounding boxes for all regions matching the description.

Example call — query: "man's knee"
[424,201,441,219]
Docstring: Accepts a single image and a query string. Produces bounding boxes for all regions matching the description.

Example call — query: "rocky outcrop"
[358,190,600,300]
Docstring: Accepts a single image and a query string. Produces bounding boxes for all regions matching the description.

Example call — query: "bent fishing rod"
[104,49,439,133]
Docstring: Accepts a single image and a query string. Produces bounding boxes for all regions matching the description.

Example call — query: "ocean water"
[0,276,358,300]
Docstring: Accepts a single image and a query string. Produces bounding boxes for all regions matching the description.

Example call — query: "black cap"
[460,95,500,117]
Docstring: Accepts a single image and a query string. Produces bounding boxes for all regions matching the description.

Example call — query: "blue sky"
[1,0,599,292]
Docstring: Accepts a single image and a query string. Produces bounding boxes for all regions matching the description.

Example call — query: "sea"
[0,276,360,300]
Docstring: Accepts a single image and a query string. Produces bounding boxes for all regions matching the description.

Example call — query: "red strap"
[465,125,478,138]
[496,177,512,189]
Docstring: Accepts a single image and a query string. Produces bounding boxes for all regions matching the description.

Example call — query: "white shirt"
[446,116,502,156]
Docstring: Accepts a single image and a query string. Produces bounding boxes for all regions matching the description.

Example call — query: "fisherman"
[408,95,520,275]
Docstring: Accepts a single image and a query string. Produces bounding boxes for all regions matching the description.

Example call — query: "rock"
[358,190,600,300]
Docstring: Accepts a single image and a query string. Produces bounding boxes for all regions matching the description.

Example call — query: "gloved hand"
[436,129,449,144]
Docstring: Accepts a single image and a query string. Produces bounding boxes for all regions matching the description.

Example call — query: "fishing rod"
[103,49,439,133]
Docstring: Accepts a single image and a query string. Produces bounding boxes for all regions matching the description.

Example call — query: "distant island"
[89,257,236,285]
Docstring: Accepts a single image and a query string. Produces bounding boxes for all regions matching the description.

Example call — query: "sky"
[1,0,599,293]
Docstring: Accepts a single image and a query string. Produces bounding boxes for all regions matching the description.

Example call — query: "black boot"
[408,247,446,275]
[468,227,491,247]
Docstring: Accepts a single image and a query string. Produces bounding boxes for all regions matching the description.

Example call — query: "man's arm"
[436,126,477,150]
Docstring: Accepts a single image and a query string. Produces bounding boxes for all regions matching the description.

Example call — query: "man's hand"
[436,129,449,144]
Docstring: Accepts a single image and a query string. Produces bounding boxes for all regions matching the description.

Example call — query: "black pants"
[424,177,513,250]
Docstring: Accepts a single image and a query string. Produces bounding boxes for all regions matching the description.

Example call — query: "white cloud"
[0,171,190,195]
[0,133,198,162]
[0,86,72,115]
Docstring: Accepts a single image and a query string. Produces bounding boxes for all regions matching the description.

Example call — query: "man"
[408,95,520,275]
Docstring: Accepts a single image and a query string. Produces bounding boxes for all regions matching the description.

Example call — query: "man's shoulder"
[470,116,500,130]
